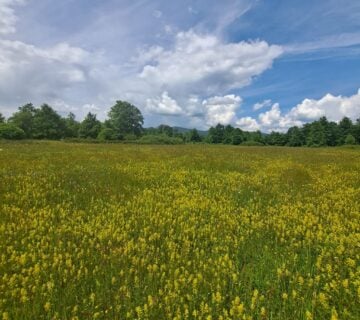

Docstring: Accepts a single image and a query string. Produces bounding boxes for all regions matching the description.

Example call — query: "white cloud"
[0,0,24,35]
[236,89,360,132]
[146,92,183,115]
[203,94,242,126]
[236,116,260,131]
[138,30,283,97]
[0,39,92,105]
[288,90,360,121]
[253,99,272,110]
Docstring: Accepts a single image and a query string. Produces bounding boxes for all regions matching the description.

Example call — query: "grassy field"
[0,142,359,320]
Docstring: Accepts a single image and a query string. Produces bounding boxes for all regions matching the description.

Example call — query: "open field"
[0,142,359,319]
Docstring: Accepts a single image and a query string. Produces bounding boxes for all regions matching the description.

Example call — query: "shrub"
[138,134,184,145]
[344,134,356,145]
[240,140,264,146]
[0,123,26,140]
[97,128,119,141]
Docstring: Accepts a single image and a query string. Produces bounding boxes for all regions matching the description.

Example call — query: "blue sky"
[0,0,359,131]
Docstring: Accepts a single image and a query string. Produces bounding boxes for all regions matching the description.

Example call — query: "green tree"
[32,104,65,139]
[108,101,144,137]
[0,113,5,123]
[306,121,326,147]
[287,127,305,146]
[157,124,173,137]
[206,124,224,143]
[64,112,80,138]
[352,118,360,144]
[232,128,244,145]
[223,125,234,144]
[338,117,353,144]
[344,134,356,145]
[79,113,101,139]
[0,123,25,140]
[187,129,202,142]
[8,103,36,138]
[97,127,118,141]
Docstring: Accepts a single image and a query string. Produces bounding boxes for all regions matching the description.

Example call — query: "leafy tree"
[32,104,65,139]
[267,131,287,146]
[287,127,305,146]
[206,124,224,143]
[97,128,118,141]
[64,112,80,138]
[223,125,234,144]
[157,124,173,137]
[187,129,202,142]
[352,118,360,144]
[0,123,26,139]
[232,128,244,145]
[306,121,326,146]
[79,113,101,139]
[8,103,36,138]
[0,113,5,123]
[338,117,353,144]
[344,134,356,145]
[108,101,144,137]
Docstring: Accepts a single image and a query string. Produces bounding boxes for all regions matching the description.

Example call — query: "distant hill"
[173,126,208,136]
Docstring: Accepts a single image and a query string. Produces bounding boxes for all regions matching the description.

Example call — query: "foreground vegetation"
[0,142,359,319]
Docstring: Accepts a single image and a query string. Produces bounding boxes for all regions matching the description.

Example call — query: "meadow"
[0,142,359,320]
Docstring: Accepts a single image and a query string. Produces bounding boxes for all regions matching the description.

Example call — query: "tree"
[97,127,118,141]
[79,113,101,139]
[306,121,326,146]
[187,129,202,142]
[232,128,244,145]
[206,124,224,143]
[0,113,5,123]
[8,103,36,138]
[64,112,80,138]
[0,123,26,140]
[108,101,144,137]
[338,117,353,144]
[157,124,173,137]
[287,126,305,146]
[32,104,65,139]
[344,134,356,145]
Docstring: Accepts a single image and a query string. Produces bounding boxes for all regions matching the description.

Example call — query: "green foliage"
[8,103,36,138]
[108,101,144,137]
[344,134,356,145]
[241,140,265,146]
[64,113,80,138]
[0,113,5,123]
[0,123,26,140]
[32,104,65,139]
[186,129,202,142]
[97,127,119,141]
[138,134,184,144]
[79,113,101,139]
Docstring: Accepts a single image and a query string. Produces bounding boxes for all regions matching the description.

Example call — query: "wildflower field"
[0,142,359,320]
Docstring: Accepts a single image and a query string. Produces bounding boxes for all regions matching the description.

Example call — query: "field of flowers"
[0,142,359,320]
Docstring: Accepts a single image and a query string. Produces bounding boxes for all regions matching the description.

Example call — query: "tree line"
[0,101,359,146]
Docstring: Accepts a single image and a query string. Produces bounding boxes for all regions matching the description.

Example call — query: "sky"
[0,0,359,132]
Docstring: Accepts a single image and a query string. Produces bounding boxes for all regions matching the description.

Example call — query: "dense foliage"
[0,143,359,319]
[1,102,359,146]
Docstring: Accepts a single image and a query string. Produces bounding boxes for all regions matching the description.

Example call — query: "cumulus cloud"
[146,92,183,115]
[139,30,283,98]
[203,94,242,126]
[236,90,360,132]
[253,99,272,111]
[0,39,93,106]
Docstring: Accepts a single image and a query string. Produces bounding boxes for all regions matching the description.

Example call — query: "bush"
[344,134,356,145]
[0,123,26,140]
[240,140,264,146]
[138,134,184,145]
[97,128,119,141]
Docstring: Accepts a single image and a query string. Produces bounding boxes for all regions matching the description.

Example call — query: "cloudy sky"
[0,0,359,131]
